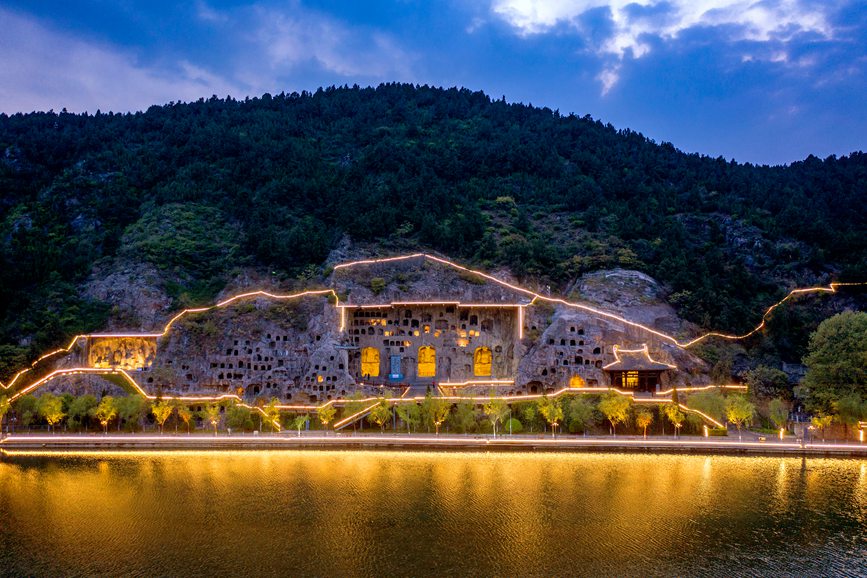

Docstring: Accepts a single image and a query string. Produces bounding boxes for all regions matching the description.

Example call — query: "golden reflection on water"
[0,451,865,576]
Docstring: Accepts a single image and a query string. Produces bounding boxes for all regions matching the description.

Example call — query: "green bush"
[708,427,728,436]
[369,277,387,294]
[504,417,523,434]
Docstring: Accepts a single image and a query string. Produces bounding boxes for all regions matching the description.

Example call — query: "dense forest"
[1,83,865,377]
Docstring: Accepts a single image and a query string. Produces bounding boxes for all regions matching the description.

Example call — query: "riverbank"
[2,433,866,457]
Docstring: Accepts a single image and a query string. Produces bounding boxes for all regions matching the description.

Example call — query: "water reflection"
[0,451,865,576]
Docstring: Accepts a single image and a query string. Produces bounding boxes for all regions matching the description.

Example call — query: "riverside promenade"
[2,433,866,457]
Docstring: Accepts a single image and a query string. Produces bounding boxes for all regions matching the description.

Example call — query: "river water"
[0,450,864,577]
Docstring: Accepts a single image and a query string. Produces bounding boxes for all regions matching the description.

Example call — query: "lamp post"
[509,409,512,435]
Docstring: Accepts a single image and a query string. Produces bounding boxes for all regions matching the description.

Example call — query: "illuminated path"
[1,433,865,458]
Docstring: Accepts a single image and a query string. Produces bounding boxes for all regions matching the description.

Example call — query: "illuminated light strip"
[162,289,337,334]
[339,302,526,308]
[331,253,866,349]
[332,253,426,270]
[678,283,863,347]
[440,379,514,386]
[602,344,677,370]
[5,436,865,453]
[677,403,724,429]
[656,384,748,396]
[333,403,379,429]
[5,252,862,399]
[88,333,162,338]
[7,369,724,428]
[518,305,524,340]
[0,336,87,392]
[1,289,337,393]
[6,367,285,431]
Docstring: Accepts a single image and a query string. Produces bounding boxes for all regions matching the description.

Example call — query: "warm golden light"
[473,347,492,377]
[361,347,380,378]
[6,251,859,420]
[417,346,436,377]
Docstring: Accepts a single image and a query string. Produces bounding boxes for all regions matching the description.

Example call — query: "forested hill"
[1,83,865,371]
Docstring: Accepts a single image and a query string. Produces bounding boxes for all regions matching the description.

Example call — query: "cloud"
[247,3,414,79]
[596,65,620,95]
[0,8,241,113]
[490,0,836,92]
[195,1,228,24]
[0,3,415,114]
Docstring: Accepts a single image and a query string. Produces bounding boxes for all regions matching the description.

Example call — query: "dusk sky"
[1,1,865,165]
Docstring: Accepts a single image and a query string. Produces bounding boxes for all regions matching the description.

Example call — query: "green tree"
[567,396,595,434]
[743,365,791,399]
[768,398,790,432]
[396,403,422,433]
[343,392,369,432]
[116,396,146,432]
[635,407,653,439]
[368,398,391,432]
[810,414,834,442]
[291,414,308,437]
[520,402,539,433]
[725,395,755,440]
[483,395,508,437]
[598,391,631,436]
[663,403,685,438]
[802,311,867,413]
[202,403,221,435]
[151,400,174,434]
[686,390,726,423]
[177,405,194,434]
[833,394,866,440]
[430,398,452,435]
[17,395,38,431]
[93,396,118,434]
[263,398,281,432]
[0,395,10,435]
[67,394,98,431]
[538,396,564,437]
[448,400,478,433]
[225,403,254,431]
[317,404,337,431]
[420,392,451,434]
[37,393,65,433]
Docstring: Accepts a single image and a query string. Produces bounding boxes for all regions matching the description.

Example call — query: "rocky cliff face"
[26,252,713,400]
[84,260,173,331]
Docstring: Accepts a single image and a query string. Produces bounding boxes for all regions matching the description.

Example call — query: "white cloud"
[597,65,620,95]
[491,0,835,93]
[195,1,228,24]
[249,4,414,79]
[0,9,241,113]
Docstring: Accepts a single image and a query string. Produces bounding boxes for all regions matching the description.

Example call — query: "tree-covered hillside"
[1,83,865,373]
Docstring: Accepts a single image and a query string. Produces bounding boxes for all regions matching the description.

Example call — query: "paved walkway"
[2,433,865,457]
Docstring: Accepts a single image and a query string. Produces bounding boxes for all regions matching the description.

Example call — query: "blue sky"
[0,1,865,165]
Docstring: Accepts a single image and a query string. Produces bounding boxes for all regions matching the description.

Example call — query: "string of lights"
[1,253,861,426]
